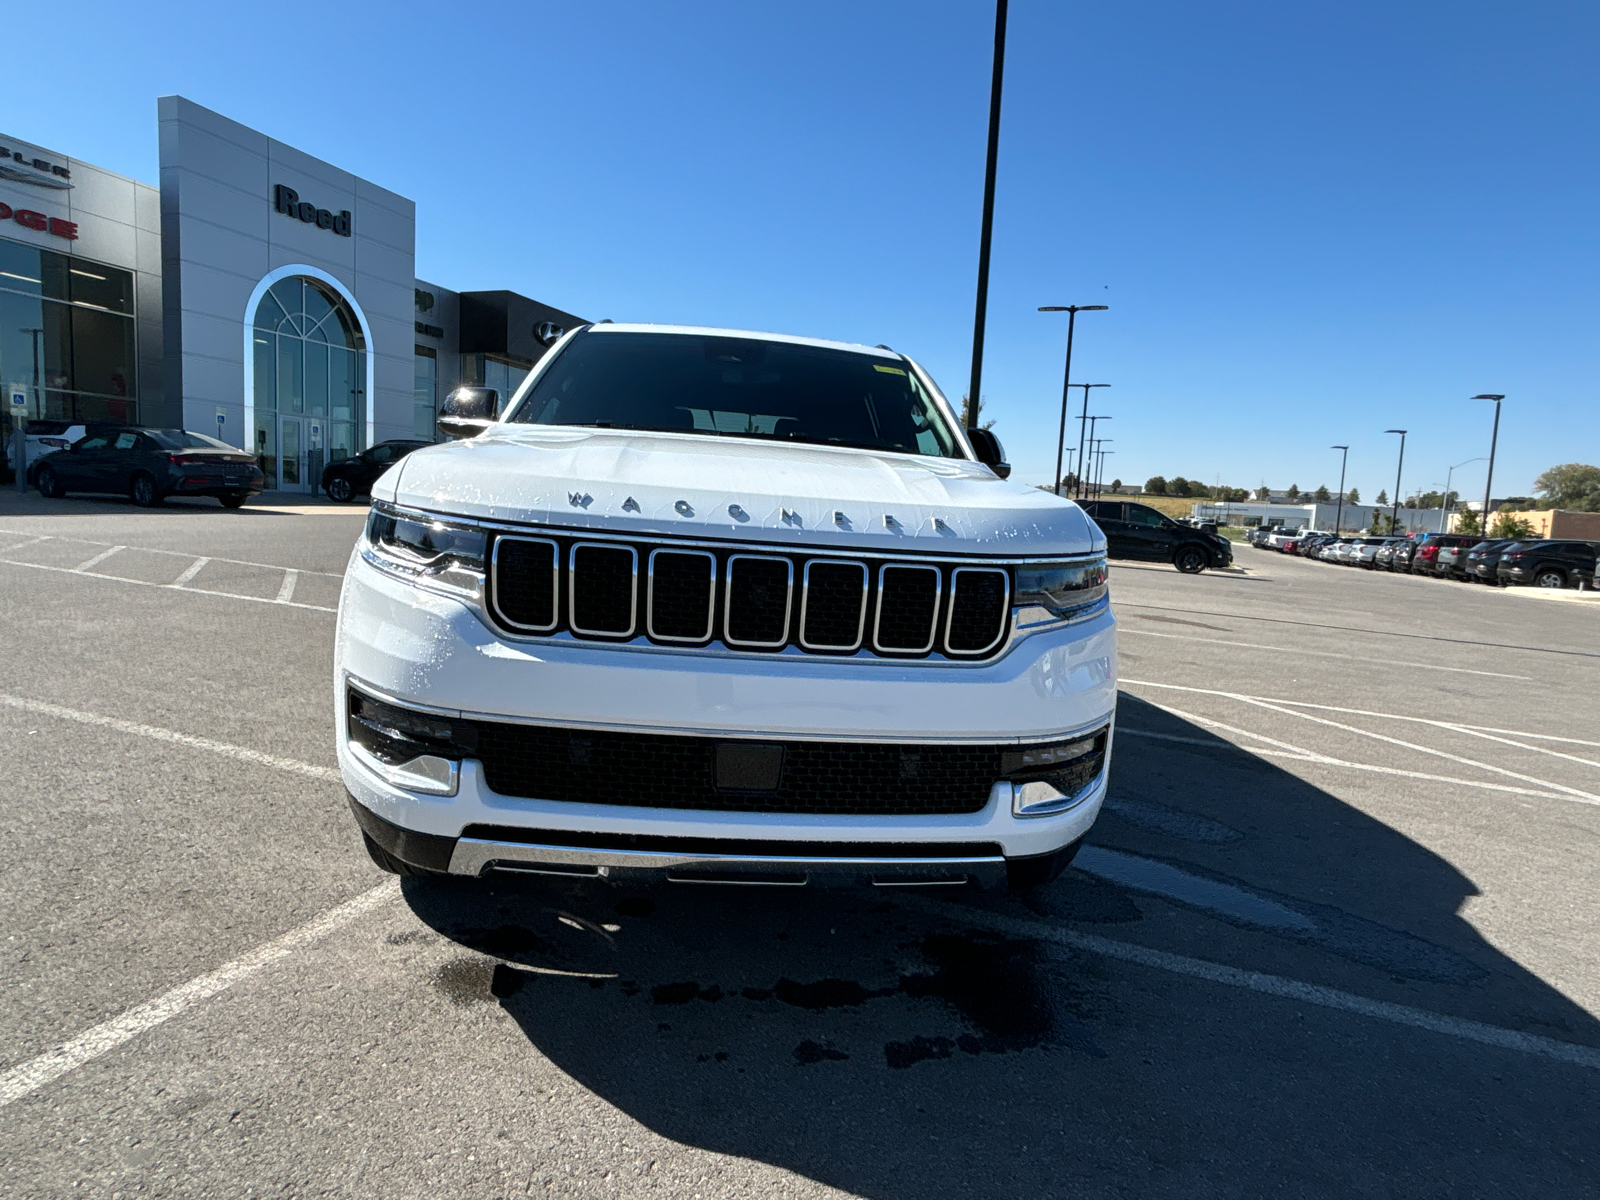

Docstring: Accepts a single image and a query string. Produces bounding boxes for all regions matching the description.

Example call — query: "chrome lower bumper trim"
[447,838,1008,887]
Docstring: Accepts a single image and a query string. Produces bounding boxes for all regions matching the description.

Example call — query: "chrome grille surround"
[379,506,1109,665]
[568,542,638,638]
[647,548,716,643]
[489,536,560,633]
[872,563,941,654]
[798,559,869,652]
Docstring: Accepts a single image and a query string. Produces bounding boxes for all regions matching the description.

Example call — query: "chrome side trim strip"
[347,740,460,797]
[448,838,1008,885]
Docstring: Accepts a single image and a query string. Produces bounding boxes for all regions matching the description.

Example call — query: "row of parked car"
[1245,526,1599,590]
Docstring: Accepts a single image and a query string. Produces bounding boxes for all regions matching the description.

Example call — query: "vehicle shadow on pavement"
[401,694,1600,1199]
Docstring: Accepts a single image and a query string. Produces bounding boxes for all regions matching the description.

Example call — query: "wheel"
[130,472,162,507]
[326,475,355,503]
[1534,569,1566,589]
[36,465,64,499]
[361,832,442,877]
[1174,546,1207,574]
[219,493,249,510]
[1007,839,1083,893]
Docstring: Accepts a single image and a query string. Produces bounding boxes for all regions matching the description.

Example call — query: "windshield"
[506,331,963,458]
[147,430,233,450]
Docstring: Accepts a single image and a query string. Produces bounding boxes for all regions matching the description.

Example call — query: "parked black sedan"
[320,439,428,503]
[1496,539,1600,589]
[1080,500,1234,573]
[34,428,265,508]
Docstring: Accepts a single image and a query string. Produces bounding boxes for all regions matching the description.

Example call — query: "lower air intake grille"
[472,722,1008,815]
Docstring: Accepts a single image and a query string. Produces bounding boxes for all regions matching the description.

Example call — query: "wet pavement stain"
[433,956,495,1006]
[793,1041,850,1065]
[773,977,895,1010]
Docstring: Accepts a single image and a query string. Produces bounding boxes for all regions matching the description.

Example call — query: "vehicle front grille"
[348,690,1110,817]
[488,532,1015,660]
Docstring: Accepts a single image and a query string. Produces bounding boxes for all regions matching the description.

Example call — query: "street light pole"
[1441,456,1486,533]
[967,0,1009,427]
[1330,445,1349,535]
[1384,429,1407,535]
[1095,447,1114,498]
[1039,305,1108,496]
[1084,415,1111,496]
[1473,395,1504,535]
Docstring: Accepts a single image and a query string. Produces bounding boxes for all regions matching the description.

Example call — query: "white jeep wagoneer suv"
[336,324,1116,891]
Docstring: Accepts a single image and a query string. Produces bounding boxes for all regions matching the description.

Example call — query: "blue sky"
[10,1,1596,498]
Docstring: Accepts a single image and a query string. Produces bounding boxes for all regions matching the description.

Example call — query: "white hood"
[382,426,1104,558]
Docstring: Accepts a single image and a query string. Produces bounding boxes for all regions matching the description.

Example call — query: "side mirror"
[966,428,1011,479]
[438,387,500,440]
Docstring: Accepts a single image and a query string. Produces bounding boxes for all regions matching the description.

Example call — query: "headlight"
[1013,556,1108,624]
[364,503,487,596]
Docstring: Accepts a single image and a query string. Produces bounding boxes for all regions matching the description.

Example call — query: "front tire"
[1534,569,1566,589]
[130,472,162,507]
[219,493,249,510]
[36,466,64,499]
[1174,545,1208,574]
[326,476,355,503]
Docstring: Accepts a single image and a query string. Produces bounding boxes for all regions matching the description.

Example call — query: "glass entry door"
[277,416,328,494]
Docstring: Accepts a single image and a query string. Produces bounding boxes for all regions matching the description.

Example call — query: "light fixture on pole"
[966,0,1009,428]
[1330,445,1349,535]
[1472,395,1504,533]
[1039,306,1109,496]
[1440,456,1486,533]
[1384,429,1407,535]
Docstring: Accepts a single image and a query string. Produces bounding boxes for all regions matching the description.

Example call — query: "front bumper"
[335,549,1117,880]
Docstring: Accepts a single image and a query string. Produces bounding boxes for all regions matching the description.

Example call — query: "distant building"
[1191,500,1447,534]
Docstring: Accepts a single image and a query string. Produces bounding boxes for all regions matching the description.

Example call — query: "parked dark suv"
[1496,540,1599,589]
[320,439,429,503]
[1465,539,1517,584]
[1081,500,1233,573]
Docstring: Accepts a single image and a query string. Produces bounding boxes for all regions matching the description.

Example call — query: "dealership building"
[0,96,581,492]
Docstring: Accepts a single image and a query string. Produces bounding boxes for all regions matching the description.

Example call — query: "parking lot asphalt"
[2,495,1597,1198]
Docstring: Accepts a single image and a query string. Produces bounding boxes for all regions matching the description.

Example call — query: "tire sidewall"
[1175,546,1207,574]
[1536,570,1565,589]
[131,473,157,507]
[37,466,60,498]
[328,476,354,503]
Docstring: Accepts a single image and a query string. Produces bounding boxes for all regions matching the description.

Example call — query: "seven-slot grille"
[488,533,1011,659]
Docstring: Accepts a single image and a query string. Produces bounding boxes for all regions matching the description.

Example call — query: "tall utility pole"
[1095,445,1114,498]
[1084,414,1111,497]
[1385,429,1407,535]
[1330,445,1349,534]
[1473,395,1504,534]
[966,0,1009,428]
[1441,456,1486,533]
[1040,307,1108,495]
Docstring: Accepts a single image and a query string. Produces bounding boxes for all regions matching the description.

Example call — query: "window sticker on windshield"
[873,364,906,375]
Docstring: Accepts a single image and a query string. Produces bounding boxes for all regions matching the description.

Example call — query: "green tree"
[1286,483,1300,500]
[960,394,996,432]
[1455,507,1481,535]
[1375,489,1388,506]
[1314,484,1331,501]
[1490,512,1534,538]
[1170,476,1192,497]
[1346,487,1360,504]
[1109,478,1122,492]
[1254,485,1271,500]
[1145,475,1168,495]
[1532,463,1600,511]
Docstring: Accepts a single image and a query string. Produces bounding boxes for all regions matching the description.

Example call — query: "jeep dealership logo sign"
[272,185,351,236]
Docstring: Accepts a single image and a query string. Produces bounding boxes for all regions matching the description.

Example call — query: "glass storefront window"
[249,275,366,490]
[0,237,137,425]
[414,347,437,440]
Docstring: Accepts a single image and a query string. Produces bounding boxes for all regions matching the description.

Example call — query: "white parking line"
[171,557,210,586]
[926,901,1600,1072]
[1123,680,1600,805]
[0,528,344,578]
[70,545,125,572]
[1119,627,1529,680]
[275,569,299,604]
[0,691,341,781]
[0,556,336,614]
[0,881,398,1109]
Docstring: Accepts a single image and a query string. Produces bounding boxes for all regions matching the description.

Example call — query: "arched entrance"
[245,269,370,492]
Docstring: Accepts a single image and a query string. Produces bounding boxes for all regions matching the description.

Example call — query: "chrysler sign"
[272,185,351,237]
